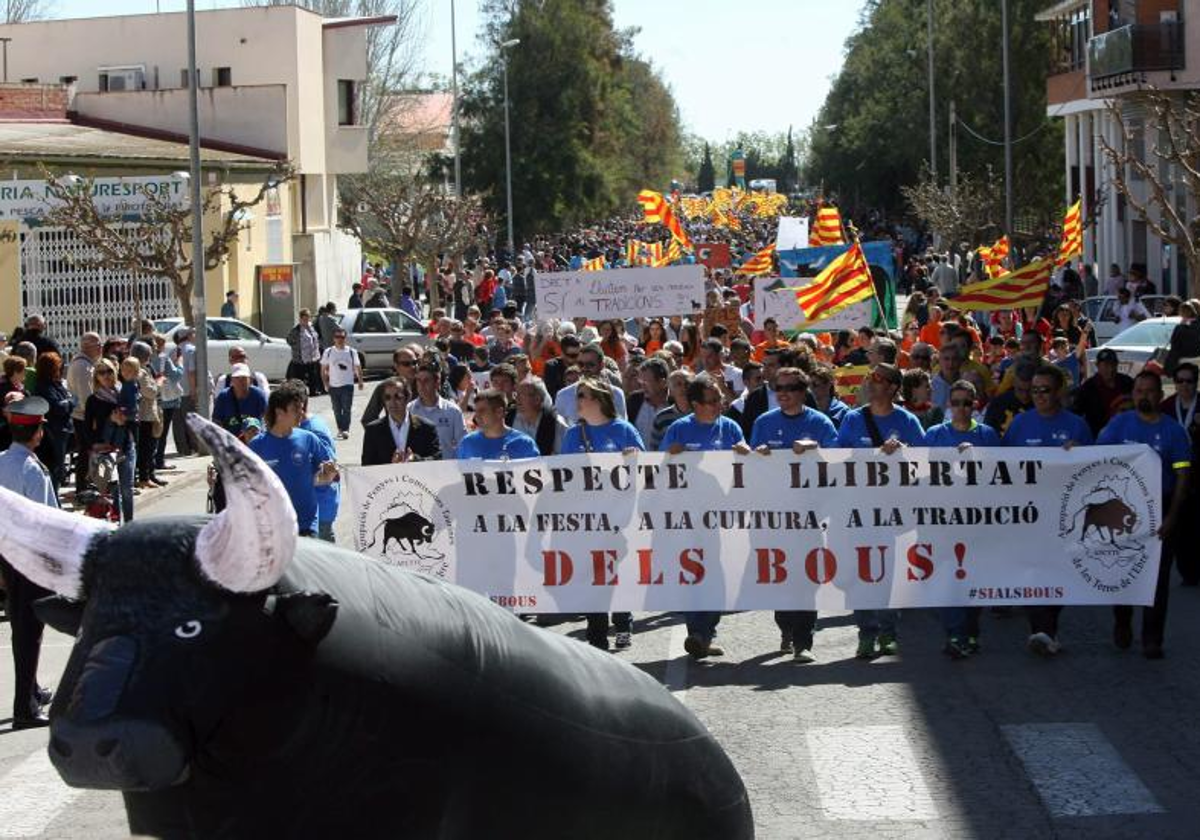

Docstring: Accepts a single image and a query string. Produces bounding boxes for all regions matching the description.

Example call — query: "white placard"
[345,446,1163,613]
[754,275,875,332]
[775,216,810,251]
[535,265,707,321]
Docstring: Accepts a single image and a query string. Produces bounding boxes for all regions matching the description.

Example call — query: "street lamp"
[499,38,520,259]
[185,0,209,418]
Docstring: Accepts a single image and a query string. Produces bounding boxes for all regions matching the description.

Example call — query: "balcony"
[1089,22,1184,88]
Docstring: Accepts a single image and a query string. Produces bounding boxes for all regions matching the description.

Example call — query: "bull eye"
[174,620,203,640]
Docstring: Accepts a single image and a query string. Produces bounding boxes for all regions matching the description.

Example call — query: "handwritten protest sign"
[535,265,706,320]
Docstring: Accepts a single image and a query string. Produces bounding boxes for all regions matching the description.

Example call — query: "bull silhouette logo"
[1060,476,1146,570]
[364,492,448,577]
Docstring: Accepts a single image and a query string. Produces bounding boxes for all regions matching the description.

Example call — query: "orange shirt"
[752,338,791,362]
[919,322,943,348]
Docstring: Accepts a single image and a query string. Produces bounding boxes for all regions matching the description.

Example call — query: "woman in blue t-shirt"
[561,377,645,652]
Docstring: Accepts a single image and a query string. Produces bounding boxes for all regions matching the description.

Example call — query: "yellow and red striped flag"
[637,189,693,249]
[953,257,1054,311]
[978,235,1010,279]
[789,243,874,325]
[581,256,606,272]
[735,243,776,277]
[808,206,845,246]
[834,364,871,406]
[1056,200,1083,265]
[654,238,682,268]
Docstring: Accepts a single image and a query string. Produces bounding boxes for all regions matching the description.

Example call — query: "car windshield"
[384,310,422,332]
[1107,321,1176,348]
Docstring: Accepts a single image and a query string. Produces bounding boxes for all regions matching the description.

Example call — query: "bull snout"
[48,635,188,791]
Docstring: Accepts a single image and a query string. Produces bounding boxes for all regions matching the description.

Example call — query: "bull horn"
[0,485,109,598]
[188,414,297,593]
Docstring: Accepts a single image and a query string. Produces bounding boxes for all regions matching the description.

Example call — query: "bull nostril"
[50,737,73,758]
[94,738,118,758]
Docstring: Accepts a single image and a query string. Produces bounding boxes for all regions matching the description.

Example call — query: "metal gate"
[19,225,181,356]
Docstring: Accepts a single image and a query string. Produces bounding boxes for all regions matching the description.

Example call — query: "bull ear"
[265,592,338,643]
[0,486,109,598]
[34,596,85,636]
[187,414,297,593]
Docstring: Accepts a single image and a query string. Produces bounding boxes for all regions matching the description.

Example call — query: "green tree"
[697,143,716,192]
[805,0,1062,242]
[458,0,684,241]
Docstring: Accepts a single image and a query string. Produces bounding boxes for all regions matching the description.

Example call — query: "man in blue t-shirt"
[744,367,837,663]
[835,364,926,660]
[1002,364,1092,658]
[456,389,539,460]
[660,373,745,659]
[212,364,268,433]
[248,381,337,537]
[924,379,1000,659]
[1098,370,1191,659]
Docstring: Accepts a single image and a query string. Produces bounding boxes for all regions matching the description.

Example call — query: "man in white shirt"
[320,328,363,439]
[1114,287,1149,333]
[408,362,467,456]
[554,345,627,423]
[629,357,671,444]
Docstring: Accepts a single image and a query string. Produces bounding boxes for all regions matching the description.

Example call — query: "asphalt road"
[4,392,1200,839]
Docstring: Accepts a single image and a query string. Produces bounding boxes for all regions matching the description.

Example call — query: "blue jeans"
[329,385,354,433]
[684,612,721,644]
[940,607,981,639]
[855,609,899,641]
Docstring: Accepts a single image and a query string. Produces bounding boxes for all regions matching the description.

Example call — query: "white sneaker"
[1027,632,1059,657]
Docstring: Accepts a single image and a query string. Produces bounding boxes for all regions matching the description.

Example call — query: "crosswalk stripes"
[1001,722,1163,817]
[0,749,82,838]
[805,725,938,820]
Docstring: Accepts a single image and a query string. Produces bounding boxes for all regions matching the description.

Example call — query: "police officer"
[0,395,56,728]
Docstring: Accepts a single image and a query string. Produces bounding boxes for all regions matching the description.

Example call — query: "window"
[337,79,357,126]
[180,68,190,88]
[213,67,232,87]
[355,311,390,334]
[215,321,262,342]
[385,310,423,333]
[98,73,109,92]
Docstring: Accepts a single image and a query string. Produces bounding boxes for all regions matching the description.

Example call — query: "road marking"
[663,622,690,703]
[0,748,83,837]
[805,725,937,821]
[1002,723,1162,817]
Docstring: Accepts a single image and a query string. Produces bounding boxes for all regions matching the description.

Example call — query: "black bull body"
[41,518,753,839]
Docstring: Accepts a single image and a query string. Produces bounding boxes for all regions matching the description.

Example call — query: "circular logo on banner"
[356,472,454,578]
[1057,458,1157,594]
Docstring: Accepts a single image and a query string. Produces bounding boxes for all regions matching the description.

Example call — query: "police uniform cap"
[5,395,49,425]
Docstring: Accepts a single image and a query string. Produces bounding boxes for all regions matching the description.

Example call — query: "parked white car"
[154,317,292,381]
[335,308,430,373]
[1084,316,1179,378]
[1081,295,1170,344]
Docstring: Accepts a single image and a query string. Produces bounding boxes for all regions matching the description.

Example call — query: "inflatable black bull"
[0,415,753,839]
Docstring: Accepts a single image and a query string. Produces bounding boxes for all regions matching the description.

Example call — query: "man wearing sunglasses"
[737,367,837,663]
[360,347,420,428]
[1002,364,1093,657]
[542,334,582,399]
[836,363,926,660]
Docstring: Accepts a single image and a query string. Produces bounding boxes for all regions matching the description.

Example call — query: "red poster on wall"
[695,242,731,269]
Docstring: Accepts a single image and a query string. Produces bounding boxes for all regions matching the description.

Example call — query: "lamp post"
[185,0,209,418]
[499,38,520,259]
[450,0,461,197]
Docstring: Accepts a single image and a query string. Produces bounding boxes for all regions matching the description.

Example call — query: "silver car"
[1085,316,1180,377]
[154,317,292,381]
[335,308,430,373]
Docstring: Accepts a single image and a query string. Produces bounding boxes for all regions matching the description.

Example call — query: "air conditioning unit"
[97,65,146,92]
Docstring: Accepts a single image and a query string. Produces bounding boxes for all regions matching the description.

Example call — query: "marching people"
[457,389,540,460]
[361,346,420,427]
[738,366,838,663]
[320,328,363,440]
[511,376,568,456]
[361,377,442,466]
[561,377,646,651]
[298,386,342,543]
[408,361,468,456]
[1162,362,1200,586]
[212,363,268,433]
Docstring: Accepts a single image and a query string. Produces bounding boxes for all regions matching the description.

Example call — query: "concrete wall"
[73,86,289,157]
[322,25,370,175]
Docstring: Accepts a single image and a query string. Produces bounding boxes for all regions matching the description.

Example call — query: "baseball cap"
[1096,348,1119,364]
[230,363,252,379]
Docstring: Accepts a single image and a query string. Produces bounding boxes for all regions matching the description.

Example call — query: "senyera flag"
[953,258,1054,312]
[637,189,693,250]
[977,235,1011,279]
[790,242,874,325]
[1056,200,1083,266]
[581,256,606,272]
[808,205,845,246]
[735,243,775,277]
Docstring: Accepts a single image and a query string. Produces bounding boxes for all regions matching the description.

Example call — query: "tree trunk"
[175,270,196,327]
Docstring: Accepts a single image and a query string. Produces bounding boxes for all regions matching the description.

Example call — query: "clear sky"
[45,0,866,141]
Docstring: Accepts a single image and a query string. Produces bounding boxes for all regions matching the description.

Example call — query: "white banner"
[754,274,874,333]
[0,176,188,221]
[345,446,1164,613]
[535,265,706,321]
[775,216,810,251]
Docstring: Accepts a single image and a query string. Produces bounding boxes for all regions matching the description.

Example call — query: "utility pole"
[450,0,461,198]
[1002,0,1014,238]
[926,0,937,182]
[500,39,520,258]
[948,99,958,200]
[186,0,209,418]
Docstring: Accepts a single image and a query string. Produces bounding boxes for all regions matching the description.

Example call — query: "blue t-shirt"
[249,428,328,534]
[924,419,1002,447]
[1002,409,1094,448]
[561,419,645,454]
[212,385,268,432]
[1097,411,1192,497]
[659,414,745,452]
[820,398,851,429]
[300,415,339,522]
[456,428,540,460]
[750,408,838,449]
[836,406,927,448]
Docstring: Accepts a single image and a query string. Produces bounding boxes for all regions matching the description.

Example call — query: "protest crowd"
[2,189,1196,728]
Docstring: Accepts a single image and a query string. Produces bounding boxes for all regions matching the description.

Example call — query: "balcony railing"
[1089,22,1184,79]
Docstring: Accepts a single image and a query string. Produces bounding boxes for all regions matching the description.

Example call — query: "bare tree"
[1100,89,1200,286]
[4,0,50,23]
[242,0,423,146]
[42,165,293,326]
[902,165,1004,250]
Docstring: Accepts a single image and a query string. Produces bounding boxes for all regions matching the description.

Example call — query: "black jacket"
[361,414,442,466]
[1165,321,1200,376]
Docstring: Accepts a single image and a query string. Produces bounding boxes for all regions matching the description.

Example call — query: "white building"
[0,5,394,309]
[1039,0,1195,296]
